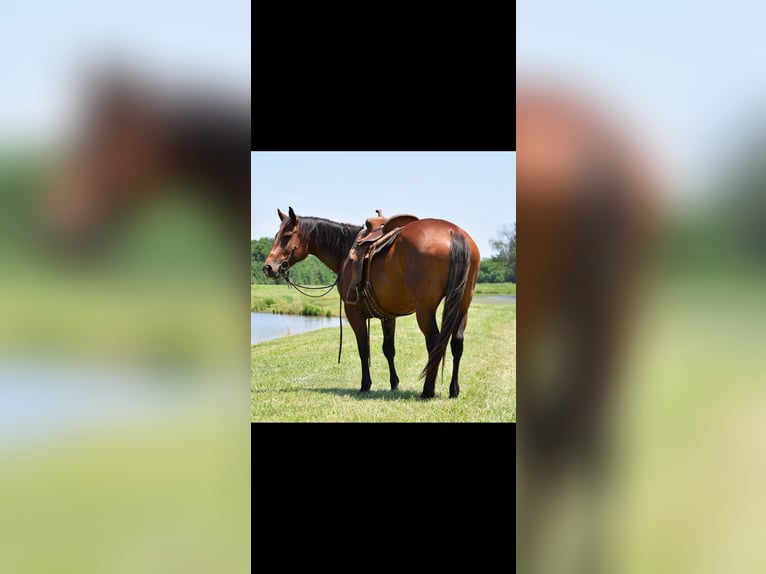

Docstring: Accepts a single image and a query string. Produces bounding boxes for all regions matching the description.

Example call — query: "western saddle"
[342,209,418,317]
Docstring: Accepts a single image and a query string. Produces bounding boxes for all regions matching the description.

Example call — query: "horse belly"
[391,230,453,310]
[368,249,417,316]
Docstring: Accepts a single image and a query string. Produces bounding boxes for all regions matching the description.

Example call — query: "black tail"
[421,231,471,380]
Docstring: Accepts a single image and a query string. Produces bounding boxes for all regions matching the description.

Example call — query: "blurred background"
[0,2,250,572]
[518,2,766,573]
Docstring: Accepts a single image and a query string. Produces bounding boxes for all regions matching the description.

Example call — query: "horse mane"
[298,217,362,261]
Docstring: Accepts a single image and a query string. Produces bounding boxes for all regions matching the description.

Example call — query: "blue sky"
[517,1,766,190]
[0,0,250,141]
[251,152,516,258]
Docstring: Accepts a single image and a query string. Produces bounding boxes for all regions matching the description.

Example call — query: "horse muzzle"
[262,263,279,278]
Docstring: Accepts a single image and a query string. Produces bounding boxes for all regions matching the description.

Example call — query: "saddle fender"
[341,211,419,315]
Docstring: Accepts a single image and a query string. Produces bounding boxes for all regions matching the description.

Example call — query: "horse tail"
[421,231,471,381]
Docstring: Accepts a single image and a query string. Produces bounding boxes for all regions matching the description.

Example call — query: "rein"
[284,276,337,298]
[279,246,344,363]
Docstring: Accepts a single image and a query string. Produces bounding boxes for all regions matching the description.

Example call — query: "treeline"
[251,237,336,285]
[478,258,515,283]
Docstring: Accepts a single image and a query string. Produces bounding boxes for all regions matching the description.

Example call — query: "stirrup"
[345,287,360,305]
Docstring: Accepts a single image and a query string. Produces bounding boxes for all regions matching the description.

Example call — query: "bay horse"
[42,69,250,253]
[262,207,481,399]
[517,81,660,573]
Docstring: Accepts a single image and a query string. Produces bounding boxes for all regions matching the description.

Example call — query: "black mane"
[298,217,362,260]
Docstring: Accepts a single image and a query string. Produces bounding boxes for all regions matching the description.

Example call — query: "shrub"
[300,304,321,316]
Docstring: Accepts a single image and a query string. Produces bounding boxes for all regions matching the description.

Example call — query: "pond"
[473,294,516,304]
[251,312,346,345]
[0,361,210,453]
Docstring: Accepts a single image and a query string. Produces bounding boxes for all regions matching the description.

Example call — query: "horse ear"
[288,207,297,223]
[278,208,287,221]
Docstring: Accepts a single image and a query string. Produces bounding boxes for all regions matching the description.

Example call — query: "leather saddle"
[342,210,419,310]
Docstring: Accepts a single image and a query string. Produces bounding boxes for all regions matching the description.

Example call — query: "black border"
[252,11,515,151]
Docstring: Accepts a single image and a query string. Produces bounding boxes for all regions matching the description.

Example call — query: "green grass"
[594,273,766,573]
[251,299,515,422]
[251,282,516,318]
[474,282,516,295]
[0,410,249,573]
[251,284,340,317]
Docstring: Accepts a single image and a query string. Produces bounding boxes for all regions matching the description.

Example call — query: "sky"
[517,0,766,191]
[251,152,516,257]
[0,0,250,142]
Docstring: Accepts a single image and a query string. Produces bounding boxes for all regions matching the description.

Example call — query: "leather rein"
[278,246,344,363]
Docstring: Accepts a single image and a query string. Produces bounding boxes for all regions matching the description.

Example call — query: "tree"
[478,258,511,283]
[476,223,516,283]
[489,223,516,276]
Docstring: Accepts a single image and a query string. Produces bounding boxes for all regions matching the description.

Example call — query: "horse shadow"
[305,387,423,401]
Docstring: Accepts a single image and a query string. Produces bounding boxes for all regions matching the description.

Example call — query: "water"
[474,294,516,304]
[0,362,211,453]
[251,312,345,344]
[250,297,513,344]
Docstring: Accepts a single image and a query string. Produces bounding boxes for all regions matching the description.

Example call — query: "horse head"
[43,73,170,252]
[262,207,310,278]
[41,68,250,255]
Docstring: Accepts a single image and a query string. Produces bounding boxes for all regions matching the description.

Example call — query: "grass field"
[251,284,340,317]
[250,281,516,317]
[474,282,516,295]
[251,296,516,422]
[0,409,249,572]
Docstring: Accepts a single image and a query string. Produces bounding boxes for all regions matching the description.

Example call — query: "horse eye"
[280,234,291,247]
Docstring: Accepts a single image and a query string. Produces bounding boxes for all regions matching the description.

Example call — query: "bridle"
[278,245,338,298]
[277,247,293,276]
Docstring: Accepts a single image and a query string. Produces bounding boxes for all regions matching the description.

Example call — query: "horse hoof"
[359,387,371,393]
[449,392,459,399]
[420,392,435,400]
[390,384,399,391]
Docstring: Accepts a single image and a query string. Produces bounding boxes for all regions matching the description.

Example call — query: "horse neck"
[309,244,344,275]
[302,220,360,275]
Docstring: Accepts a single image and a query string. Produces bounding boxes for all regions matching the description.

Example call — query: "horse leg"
[345,306,372,392]
[381,318,400,390]
[415,306,440,399]
[449,314,468,398]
